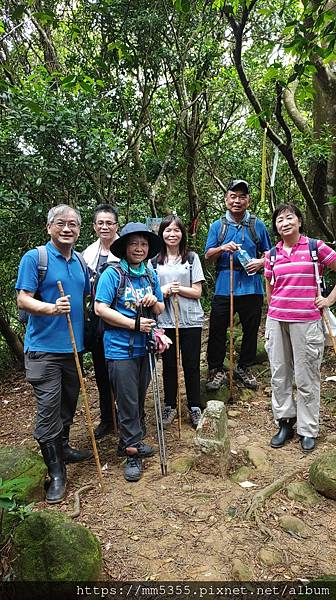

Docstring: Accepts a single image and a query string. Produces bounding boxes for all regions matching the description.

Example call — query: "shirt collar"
[275,235,307,251]
[226,209,250,225]
[47,240,76,260]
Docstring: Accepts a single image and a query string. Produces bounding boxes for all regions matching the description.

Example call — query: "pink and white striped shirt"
[264,236,336,322]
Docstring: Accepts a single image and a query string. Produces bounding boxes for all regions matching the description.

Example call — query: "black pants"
[162,327,202,410]
[106,356,150,448]
[207,295,263,371]
[92,337,112,424]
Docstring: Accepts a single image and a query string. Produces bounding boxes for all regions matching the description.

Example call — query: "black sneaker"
[117,441,155,458]
[234,367,257,390]
[124,452,142,482]
[94,421,114,440]
[206,369,227,391]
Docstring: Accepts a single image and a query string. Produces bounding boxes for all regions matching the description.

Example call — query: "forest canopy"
[1,0,336,364]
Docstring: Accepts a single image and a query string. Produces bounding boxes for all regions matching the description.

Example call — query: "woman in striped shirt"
[264,203,336,452]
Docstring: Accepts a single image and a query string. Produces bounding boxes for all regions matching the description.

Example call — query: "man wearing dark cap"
[94,223,164,482]
[205,180,271,391]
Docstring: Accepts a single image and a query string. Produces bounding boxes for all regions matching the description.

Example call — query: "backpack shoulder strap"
[150,255,159,271]
[247,215,262,254]
[187,251,195,287]
[36,245,48,283]
[74,250,88,274]
[308,238,318,262]
[218,216,228,246]
[269,246,277,285]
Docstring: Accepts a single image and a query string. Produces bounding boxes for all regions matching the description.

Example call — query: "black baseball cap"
[227,180,249,194]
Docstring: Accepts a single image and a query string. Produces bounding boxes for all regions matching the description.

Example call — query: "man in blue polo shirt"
[16,204,91,504]
[205,180,271,391]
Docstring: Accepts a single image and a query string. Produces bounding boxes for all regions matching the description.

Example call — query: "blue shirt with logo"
[16,241,90,353]
[204,210,272,296]
[95,265,163,360]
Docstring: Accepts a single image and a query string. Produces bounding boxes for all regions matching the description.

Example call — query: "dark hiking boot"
[124,448,142,482]
[94,421,114,440]
[117,441,155,458]
[189,407,202,429]
[39,435,66,504]
[162,406,177,428]
[62,426,93,464]
[271,418,296,448]
[234,367,257,390]
[206,369,227,391]
[300,436,315,452]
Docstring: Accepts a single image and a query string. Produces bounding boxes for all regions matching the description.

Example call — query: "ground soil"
[1,321,336,582]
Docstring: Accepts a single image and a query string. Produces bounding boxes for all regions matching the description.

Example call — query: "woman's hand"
[141,293,158,307]
[139,317,157,333]
[315,295,331,309]
[161,281,180,297]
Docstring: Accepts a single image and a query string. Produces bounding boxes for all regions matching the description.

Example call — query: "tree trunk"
[0,315,24,364]
[308,65,336,239]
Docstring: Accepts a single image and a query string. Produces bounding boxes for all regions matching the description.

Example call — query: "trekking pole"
[229,254,234,402]
[173,294,182,439]
[57,281,105,490]
[313,263,336,355]
[148,335,168,476]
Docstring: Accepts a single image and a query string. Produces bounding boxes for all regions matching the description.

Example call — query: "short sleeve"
[15,250,39,292]
[191,253,205,283]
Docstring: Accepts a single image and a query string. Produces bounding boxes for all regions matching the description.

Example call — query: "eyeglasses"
[96,221,118,228]
[52,220,80,230]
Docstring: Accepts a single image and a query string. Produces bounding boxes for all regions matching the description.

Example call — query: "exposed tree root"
[70,484,95,518]
[245,459,312,520]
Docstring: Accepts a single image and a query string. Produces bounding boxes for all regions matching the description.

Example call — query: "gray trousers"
[107,356,151,448]
[25,351,81,442]
[265,318,324,438]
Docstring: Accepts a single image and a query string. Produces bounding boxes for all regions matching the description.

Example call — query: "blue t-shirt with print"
[204,211,272,296]
[16,241,90,353]
[95,265,163,360]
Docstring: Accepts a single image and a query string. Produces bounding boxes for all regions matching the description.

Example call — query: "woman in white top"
[150,215,205,429]
[82,204,119,439]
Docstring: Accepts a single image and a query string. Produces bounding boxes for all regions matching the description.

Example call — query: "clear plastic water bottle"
[236,247,254,276]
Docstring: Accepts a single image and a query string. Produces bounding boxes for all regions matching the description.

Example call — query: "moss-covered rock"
[231,558,254,580]
[230,465,252,483]
[12,510,102,581]
[286,481,321,505]
[259,547,284,566]
[200,378,231,407]
[279,515,306,535]
[171,456,195,474]
[309,451,336,500]
[0,446,47,503]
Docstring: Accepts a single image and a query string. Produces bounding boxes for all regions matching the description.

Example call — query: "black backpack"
[150,251,195,287]
[18,246,87,325]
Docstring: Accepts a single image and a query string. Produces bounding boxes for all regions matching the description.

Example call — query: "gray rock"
[279,515,306,535]
[194,400,230,477]
[244,446,268,470]
[286,481,321,505]
[259,547,284,566]
[12,510,102,581]
[231,558,254,580]
[309,450,336,500]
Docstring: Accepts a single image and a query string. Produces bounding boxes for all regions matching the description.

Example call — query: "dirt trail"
[1,329,336,581]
